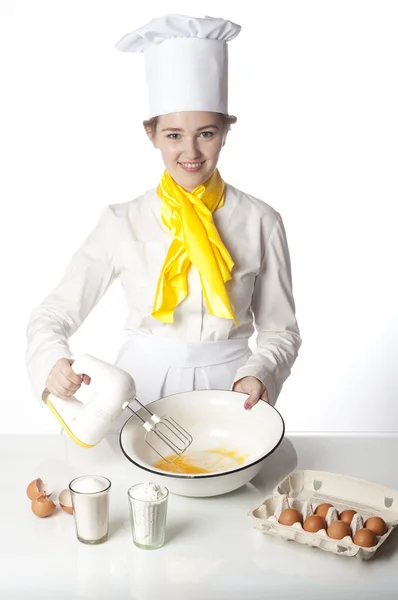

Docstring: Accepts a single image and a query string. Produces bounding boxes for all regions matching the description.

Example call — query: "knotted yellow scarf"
[152,169,237,326]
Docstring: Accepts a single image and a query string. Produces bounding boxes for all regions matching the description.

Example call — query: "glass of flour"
[127,482,169,549]
[69,475,111,544]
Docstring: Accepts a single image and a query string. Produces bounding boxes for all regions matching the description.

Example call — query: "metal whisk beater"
[126,398,193,462]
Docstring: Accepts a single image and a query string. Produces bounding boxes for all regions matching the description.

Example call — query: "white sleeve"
[233,214,302,406]
[25,206,117,405]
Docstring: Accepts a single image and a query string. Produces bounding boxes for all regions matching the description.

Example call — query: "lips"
[178,161,205,172]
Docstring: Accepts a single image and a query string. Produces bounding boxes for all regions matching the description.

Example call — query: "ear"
[144,126,158,149]
[222,130,229,147]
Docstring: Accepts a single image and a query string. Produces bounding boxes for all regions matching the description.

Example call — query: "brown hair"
[143,113,237,135]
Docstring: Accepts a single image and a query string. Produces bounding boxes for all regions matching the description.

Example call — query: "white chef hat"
[115,14,241,118]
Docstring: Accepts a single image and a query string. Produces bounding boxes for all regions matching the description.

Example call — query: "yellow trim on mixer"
[46,397,94,448]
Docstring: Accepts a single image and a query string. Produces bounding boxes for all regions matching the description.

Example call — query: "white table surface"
[1,432,398,600]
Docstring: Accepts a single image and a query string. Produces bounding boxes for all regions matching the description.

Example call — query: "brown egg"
[339,509,357,525]
[303,515,326,532]
[31,495,56,518]
[26,478,52,500]
[315,503,334,518]
[327,520,352,540]
[353,528,377,548]
[364,516,388,536]
[278,508,302,526]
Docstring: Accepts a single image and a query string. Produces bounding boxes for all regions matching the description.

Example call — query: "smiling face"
[145,111,229,191]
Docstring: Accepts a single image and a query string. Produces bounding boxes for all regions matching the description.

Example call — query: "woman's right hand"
[45,358,91,400]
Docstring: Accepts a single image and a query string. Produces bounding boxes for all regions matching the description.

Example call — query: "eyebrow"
[161,124,219,132]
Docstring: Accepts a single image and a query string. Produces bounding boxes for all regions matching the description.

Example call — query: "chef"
[25,14,301,431]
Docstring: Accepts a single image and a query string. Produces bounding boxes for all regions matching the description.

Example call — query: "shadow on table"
[249,437,298,496]
[165,517,199,544]
[369,526,398,562]
[104,434,124,456]
[108,517,125,538]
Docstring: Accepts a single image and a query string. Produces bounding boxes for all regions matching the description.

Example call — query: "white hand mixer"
[45,354,193,462]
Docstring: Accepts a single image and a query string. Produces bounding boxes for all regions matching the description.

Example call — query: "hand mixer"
[45,354,193,462]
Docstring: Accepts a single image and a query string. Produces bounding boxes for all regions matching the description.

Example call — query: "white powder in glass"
[128,482,168,548]
[130,482,167,502]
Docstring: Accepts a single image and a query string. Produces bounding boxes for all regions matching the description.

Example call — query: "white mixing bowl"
[119,389,285,497]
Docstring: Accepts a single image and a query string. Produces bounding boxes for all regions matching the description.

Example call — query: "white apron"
[110,333,251,433]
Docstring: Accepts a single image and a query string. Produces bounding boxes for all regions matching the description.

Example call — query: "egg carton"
[248,469,398,560]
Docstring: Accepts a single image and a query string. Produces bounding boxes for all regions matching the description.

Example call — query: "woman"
[25,15,301,429]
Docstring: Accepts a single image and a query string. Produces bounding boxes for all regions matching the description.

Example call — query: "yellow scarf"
[152,169,237,326]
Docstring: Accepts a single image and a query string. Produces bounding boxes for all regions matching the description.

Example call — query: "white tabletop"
[1,432,398,600]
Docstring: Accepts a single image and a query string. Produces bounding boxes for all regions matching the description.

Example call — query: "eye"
[166,133,180,140]
[199,131,215,138]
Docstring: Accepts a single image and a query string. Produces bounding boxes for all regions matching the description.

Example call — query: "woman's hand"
[45,358,91,400]
[233,376,269,410]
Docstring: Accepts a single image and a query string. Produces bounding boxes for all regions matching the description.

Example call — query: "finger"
[47,382,75,401]
[260,390,269,403]
[59,363,84,386]
[82,374,91,385]
[234,381,252,395]
[57,370,82,394]
[244,394,260,410]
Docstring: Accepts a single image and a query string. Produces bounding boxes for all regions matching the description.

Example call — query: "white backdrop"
[1,0,397,434]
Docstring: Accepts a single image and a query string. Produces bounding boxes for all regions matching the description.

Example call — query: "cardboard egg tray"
[248,469,398,560]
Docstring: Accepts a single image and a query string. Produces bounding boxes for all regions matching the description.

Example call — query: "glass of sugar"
[127,482,169,550]
[69,475,111,544]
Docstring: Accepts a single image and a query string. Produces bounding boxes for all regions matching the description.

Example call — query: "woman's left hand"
[232,376,269,410]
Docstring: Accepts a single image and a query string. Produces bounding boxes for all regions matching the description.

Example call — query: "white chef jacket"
[25,183,302,409]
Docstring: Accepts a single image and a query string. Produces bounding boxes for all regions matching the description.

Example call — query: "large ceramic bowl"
[119,389,285,497]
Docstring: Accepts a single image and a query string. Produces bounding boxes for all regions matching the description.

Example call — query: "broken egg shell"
[26,478,52,500]
[31,494,56,518]
[59,489,73,515]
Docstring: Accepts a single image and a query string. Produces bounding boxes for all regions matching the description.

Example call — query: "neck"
[167,169,219,193]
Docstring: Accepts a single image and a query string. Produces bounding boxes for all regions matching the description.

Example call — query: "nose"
[182,136,202,160]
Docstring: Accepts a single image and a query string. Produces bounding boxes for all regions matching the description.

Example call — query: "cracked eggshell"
[26,478,52,500]
[59,489,73,515]
[31,494,56,518]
